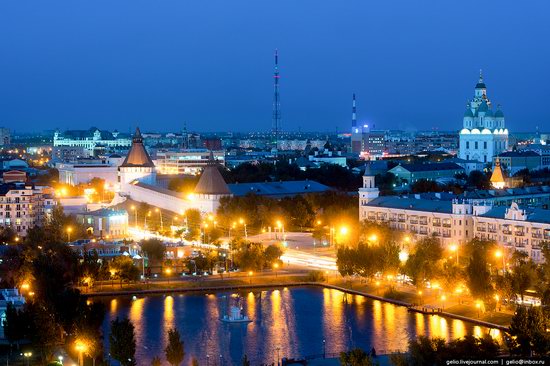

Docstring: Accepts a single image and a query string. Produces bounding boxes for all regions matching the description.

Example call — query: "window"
[466,142,470,149]
[483,141,487,149]
[475,142,478,149]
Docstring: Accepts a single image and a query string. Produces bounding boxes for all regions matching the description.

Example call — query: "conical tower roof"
[490,158,506,185]
[121,128,155,168]
[194,152,231,195]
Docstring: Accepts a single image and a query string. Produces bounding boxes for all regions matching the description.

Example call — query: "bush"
[307,270,326,282]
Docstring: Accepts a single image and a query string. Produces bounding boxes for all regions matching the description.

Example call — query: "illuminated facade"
[155,149,225,175]
[0,183,55,236]
[53,127,131,156]
[76,208,128,239]
[458,72,508,163]
[359,170,550,262]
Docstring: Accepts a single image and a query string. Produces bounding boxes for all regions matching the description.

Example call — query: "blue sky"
[0,1,549,133]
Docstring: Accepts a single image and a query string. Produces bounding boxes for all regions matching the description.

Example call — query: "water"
[99,286,501,365]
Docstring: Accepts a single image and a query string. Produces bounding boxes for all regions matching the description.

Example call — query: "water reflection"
[101,287,501,365]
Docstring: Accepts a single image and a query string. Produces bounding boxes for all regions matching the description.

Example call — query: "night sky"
[0,1,549,133]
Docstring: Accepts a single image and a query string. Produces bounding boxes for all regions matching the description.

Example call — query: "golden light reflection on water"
[110,299,117,314]
[103,288,503,365]
[451,318,466,339]
[163,295,174,330]
[129,298,145,343]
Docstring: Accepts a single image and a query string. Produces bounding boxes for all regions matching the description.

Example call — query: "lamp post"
[323,339,326,359]
[58,355,64,365]
[165,268,172,284]
[248,271,253,285]
[449,244,458,266]
[276,346,281,366]
[495,249,505,274]
[66,227,73,243]
[131,205,137,228]
[23,352,32,366]
[273,263,279,278]
[75,340,87,366]
[155,208,163,231]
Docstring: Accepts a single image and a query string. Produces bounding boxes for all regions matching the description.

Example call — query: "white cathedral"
[458,72,509,163]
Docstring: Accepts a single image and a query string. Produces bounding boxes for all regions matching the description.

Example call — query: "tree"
[3,303,30,348]
[466,244,493,300]
[110,256,140,286]
[509,251,537,302]
[467,170,491,189]
[141,238,166,263]
[264,244,284,266]
[404,237,444,287]
[165,327,185,366]
[242,354,251,366]
[508,306,550,356]
[191,358,199,366]
[339,348,374,366]
[184,209,202,241]
[109,317,137,366]
[411,179,442,193]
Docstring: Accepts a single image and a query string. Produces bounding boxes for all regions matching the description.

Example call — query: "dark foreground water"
[99,287,501,365]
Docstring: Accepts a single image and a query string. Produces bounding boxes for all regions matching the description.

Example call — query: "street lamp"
[273,263,279,278]
[66,227,73,243]
[495,249,505,274]
[130,205,137,228]
[248,271,253,284]
[155,208,163,231]
[441,294,446,310]
[165,268,172,284]
[75,340,87,366]
[476,301,482,318]
[23,352,32,366]
[58,355,64,365]
[449,244,459,265]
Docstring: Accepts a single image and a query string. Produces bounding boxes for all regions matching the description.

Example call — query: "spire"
[352,93,357,128]
[272,49,281,150]
[121,127,155,168]
[479,69,483,83]
[194,155,230,195]
[490,158,506,189]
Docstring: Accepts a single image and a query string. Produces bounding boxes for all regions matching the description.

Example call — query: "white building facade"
[458,73,509,164]
[359,170,550,263]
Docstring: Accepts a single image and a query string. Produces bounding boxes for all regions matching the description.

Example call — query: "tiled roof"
[120,128,155,168]
[393,162,464,173]
[365,196,453,213]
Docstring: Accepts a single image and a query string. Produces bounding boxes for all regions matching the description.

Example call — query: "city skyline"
[0,1,549,133]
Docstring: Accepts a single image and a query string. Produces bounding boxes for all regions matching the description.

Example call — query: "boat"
[220,305,252,323]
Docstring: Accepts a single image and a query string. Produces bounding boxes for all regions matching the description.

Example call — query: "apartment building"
[359,170,550,262]
[0,183,55,236]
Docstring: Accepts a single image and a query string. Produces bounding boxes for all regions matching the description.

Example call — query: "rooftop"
[392,162,464,173]
[228,180,331,198]
[120,128,156,168]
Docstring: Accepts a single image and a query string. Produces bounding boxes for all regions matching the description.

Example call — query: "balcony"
[419,220,428,226]
[477,227,486,232]
[515,232,525,237]
[433,222,441,227]
[442,223,451,228]
[533,233,543,239]
[410,220,418,224]
[503,230,512,235]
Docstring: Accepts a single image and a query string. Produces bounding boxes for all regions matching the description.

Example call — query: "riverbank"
[83,273,511,331]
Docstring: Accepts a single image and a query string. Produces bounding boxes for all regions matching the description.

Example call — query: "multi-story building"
[389,162,465,184]
[155,149,225,175]
[359,169,550,262]
[0,183,55,236]
[76,208,128,239]
[53,127,131,157]
[494,151,542,175]
[458,73,509,163]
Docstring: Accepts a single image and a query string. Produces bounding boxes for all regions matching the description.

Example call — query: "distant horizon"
[1,1,549,133]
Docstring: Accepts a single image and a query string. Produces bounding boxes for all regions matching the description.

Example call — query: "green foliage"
[465,241,494,300]
[233,240,266,271]
[508,306,550,356]
[467,170,491,189]
[264,244,284,265]
[165,327,185,366]
[110,256,141,283]
[404,237,443,287]
[109,317,137,366]
[339,348,374,366]
[307,270,326,282]
[141,238,166,263]
[184,209,202,241]
[168,176,200,193]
